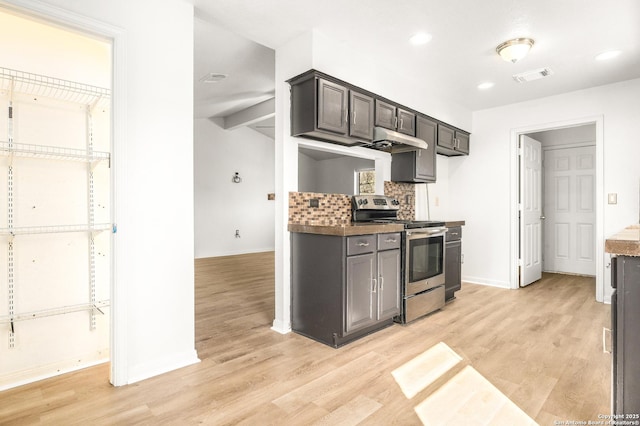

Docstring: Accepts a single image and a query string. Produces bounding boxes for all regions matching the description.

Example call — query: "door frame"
[509,115,604,302]
[2,0,128,384]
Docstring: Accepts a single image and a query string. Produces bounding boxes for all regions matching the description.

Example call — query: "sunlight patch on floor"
[391,342,538,425]
[414,366,537,426]
[391,342,462,399]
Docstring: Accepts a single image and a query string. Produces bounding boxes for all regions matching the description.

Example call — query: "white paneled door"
[520,135,542,286]
[543,146,596,275]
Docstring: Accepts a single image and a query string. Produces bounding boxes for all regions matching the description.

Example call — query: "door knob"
[540,216,546,220]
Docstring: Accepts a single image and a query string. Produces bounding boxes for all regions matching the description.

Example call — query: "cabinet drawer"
[446,226,462,242]
[377,233,401,251]
[347,235,376,256]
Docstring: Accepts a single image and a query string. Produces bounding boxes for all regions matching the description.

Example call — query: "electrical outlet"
[608,193,617,204]
[309,199,319,208]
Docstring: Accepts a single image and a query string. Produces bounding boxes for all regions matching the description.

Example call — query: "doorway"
[0,6,114,389]
[511,117,604,301]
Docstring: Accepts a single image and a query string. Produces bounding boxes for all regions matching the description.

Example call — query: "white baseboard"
[462,276,511,289]
[194,247,275,259]
[271,319,291,334]
[127,350,200,385]
[0,351,109,391]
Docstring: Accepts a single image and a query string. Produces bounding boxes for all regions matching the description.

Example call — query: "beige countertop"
[605,225,640,256]
[288,223,405,236]
[289,220,465,236]
[444,220,465,227]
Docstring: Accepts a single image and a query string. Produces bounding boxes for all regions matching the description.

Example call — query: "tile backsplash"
[289,191,352,226]
[384,181,415,220]
[288,182,416,226]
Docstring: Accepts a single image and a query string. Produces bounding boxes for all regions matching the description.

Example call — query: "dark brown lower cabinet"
[291,232,400,348]
[444,226,462,301]
[611,256,640,415]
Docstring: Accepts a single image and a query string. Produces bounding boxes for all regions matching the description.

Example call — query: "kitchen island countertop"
[605,225,640,256]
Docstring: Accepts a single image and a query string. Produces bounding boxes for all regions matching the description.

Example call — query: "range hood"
[365,127,428,153]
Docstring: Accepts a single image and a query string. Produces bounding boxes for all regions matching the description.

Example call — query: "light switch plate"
[608,193,617,204]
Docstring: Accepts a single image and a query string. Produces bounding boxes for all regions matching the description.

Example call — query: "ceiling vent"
[512,67,554,83]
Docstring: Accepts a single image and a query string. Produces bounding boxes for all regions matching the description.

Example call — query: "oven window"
[409,235,444,282]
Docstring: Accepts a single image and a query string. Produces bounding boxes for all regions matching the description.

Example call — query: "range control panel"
[352,195,400,211]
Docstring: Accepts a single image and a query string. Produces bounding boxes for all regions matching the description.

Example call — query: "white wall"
[528,124,596,147]
[452,78,640,299]
[298,152,375,195]
[194,118,275,258]
[416,155,451,221]
[3,0,199,385]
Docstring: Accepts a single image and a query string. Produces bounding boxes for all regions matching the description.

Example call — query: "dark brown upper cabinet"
[374,99,416,136]
[437,123,470,156]
[391,115,437,183]
[349,90,374,141]
[317,78,349,135]
[290,72,373,146]
[374,99,396,130]
[397,108,416,136]
[288,69,470,155]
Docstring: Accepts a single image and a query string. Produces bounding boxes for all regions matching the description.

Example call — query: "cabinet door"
[455,131,470,154]
[437,123,455,150]
[346,253,376,333]
[378,249,401,320]
[374,99,397,130]
[397,108,416,136]
[445,240,462,299]
[349,90,374,141]
[317,78,348,135]
[415,116,437,182]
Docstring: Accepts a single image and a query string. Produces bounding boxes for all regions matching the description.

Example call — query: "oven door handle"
[406,227,447,236]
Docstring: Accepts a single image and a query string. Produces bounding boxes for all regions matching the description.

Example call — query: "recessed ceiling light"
[199,72,228,83]
[409,33,432,46]
[595,50,621,61]
[477,82,495,90]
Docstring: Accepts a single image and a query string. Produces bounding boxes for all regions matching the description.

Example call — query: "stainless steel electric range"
[352,194,447,323]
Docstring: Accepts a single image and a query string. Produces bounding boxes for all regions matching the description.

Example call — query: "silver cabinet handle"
[357,242,370,247]
[344,110,348,124]
[372,278,377,293]
[540,216,546,220]
[603,327,612,354]
[353,110,356,125]
[394,116,398,129]
[379,276,384,291]
[385,238,397,243]
[400,118,404,129]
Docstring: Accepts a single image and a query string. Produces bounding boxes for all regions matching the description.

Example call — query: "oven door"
[405,228,446,295]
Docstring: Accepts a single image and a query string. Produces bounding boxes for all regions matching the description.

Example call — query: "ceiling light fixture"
[496,38,534,63]
[409,32,432,46]
[595,50,621,61]
[199,72,228,83]
[477,82,494,90]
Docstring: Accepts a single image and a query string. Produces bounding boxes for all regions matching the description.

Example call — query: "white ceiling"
[193,0,640,130]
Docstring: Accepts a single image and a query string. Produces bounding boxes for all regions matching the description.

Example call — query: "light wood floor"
[0,252,611,425]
